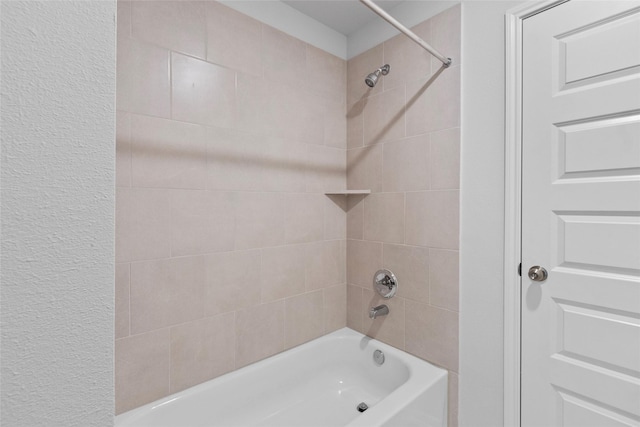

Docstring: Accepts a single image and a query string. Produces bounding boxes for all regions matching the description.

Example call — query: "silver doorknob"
[528,266,548,282]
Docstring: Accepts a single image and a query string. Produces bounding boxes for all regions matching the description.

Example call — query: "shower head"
[365,64,390,88]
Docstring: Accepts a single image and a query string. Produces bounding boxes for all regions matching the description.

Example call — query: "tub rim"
[115,327,448,427]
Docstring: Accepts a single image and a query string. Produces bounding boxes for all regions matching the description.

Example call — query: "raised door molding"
[503,2,569,426]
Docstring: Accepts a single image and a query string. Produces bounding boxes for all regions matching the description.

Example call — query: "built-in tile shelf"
[324,190,371,195]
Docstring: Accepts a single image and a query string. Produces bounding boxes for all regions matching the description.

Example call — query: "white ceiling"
[282,0,405,36]
[220,0,454,59]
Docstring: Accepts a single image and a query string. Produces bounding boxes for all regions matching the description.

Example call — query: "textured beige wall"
[1,2,115,425]
[345,5,461,426]
[115,0,347,414]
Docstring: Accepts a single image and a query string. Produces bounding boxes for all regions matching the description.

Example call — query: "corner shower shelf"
[324,190,371,195]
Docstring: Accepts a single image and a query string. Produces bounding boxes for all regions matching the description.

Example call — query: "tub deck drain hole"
[357,402,369,413]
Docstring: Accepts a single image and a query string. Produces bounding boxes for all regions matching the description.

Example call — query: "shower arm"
[359,0,452,68]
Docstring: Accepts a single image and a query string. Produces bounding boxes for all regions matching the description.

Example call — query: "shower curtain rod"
[359,0,452,68]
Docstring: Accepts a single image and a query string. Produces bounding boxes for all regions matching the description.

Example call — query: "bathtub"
[115,328,448,427]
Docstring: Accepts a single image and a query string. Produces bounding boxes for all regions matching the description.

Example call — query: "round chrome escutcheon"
[373,269,398,299]
[373,349,385,366]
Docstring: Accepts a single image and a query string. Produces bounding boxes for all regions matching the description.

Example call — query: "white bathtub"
[115,328,448,427]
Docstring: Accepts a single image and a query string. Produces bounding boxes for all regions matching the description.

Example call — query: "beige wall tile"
[261,245,306,303]
[206,127,266,191]
[362,289,406,349]
[116,37,170,118]
[324,284,347,333]
[306,145,346,193]
[347,284,363,333]
[285,290,324,349]
[430,5,461,73]
[131,1,206,59]
[117,1,131,39]
[170,190,236,256]
[347,145,383,193]
[405,300,458,372]
[206,1,262,76]
[322,98,347,149]
[261,137,307,192]
[402,191,430,247]
[130,114,207,189]
[429,249,459,311]
[382,20,431,90]
[116,187,171,263]
[129,256,205,334]
[347,195,365,240]
[347,99,365,149]
[363,192,405,244]
[236,73,271,135]
[285,193,324,244]
[235,192,285,250]
[431,127,460,190]
[427,190,459,250]
[115,329,170,414]
[306,240,345,291]
[263,83,323,145]
[306,44,347,101]
[324,196,347,240]
[383,244,429,304]
[260,81,299,139]
[203,250,261,317]
[171,53,236,128]
[363,87,405,145]
[405,190,459,249]
[262,26,305,88]
[347,239,382,287]
[406,65,460,136]
[383,135,430,192]
[202,134,304,193]
[170,313,235,393]
[236,300,284,368]
[115,263,130,339]
[116,111,132,188]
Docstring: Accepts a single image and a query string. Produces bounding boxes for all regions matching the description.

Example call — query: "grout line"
[258,248,264,304]
[282,297,287,351]
[126,1,132,38]
[232,310,238,370]
[427,128,432,191]
[403,188,407,244]
[402,296,407,351]
[203,2,209,63]
[127,262,132,338]
[168,50,173,121]
[403,84,407,140]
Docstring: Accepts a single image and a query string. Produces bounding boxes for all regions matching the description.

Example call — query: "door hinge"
[518,263,522,276]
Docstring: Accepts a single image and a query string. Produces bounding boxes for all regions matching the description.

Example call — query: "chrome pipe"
[369,304,389,319]
[359,0,452,68]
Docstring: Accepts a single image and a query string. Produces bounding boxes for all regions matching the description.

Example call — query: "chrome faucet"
[369,304,389,319]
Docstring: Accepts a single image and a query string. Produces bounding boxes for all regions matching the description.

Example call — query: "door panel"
[521,1,640,426]
[560,10,640,85]
[560,116,640,176]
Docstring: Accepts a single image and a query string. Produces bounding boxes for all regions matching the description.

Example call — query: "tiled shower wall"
[345,5,461,426]
[115,0,461,423]
[114,0,347,414]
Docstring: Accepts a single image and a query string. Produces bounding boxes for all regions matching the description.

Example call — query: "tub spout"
[369,304,389,319]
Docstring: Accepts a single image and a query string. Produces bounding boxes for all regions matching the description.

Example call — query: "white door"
[521,1,640,426]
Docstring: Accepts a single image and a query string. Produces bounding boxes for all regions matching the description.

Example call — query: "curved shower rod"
[359,0,452,68]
